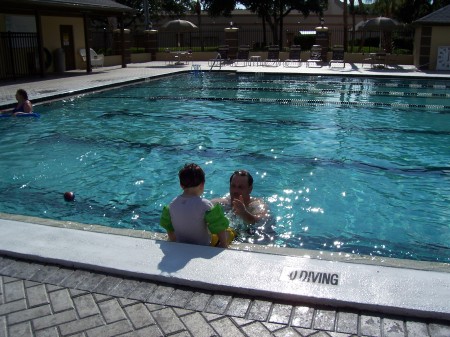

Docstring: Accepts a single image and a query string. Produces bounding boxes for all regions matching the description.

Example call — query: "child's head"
[16,89,28,101]
[179,163,205,189]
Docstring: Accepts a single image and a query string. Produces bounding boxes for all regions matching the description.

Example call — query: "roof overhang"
[412,21,450,27]
[0,0,135,17]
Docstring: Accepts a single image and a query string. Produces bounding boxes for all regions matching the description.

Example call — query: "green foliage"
[115,0,192,24]
[203,0,237,16]
[357,0,450,24]
[130,47,146,53]
[204,0,327,47]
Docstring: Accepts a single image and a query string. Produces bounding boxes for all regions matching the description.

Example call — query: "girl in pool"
[12,89,33,115]
[1,89,33,116]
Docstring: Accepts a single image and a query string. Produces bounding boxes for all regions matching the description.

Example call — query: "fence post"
[225,26,239,59]
[7,32,16,79]
[315,26,329,62]
[113,28,131,66]
[144,29,158,61]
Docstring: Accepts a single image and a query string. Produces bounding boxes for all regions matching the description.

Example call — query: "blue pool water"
[0,72,449,263]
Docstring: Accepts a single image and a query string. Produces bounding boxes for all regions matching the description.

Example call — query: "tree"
[114,0,192,29]
[203,0,327,49]
[241,0,327,49]
[394,0,450,24]
[344,0,367,51]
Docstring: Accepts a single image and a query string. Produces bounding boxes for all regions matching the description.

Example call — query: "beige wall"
[430,26,450,70]
[41,16,85,70]
[414,25,450,70]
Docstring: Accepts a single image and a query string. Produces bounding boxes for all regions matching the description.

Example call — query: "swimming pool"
[0,72,449,263]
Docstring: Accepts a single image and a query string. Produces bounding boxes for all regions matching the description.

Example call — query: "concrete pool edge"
[2,212,449,273]
[1,216,449,321]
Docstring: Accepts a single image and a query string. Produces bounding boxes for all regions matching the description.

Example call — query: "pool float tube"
[0,113,40,118]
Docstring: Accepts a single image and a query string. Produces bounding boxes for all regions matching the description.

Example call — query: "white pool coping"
[1,217,449,321]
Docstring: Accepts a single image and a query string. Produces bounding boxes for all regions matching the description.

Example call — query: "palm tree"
[343,0,367,52]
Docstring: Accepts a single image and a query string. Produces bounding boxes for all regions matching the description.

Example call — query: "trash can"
[53,48,65,73]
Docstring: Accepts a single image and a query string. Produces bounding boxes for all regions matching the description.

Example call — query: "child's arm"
[160,206,176,242]
[217,230,229,248]
[205,204,232,248]
[167,231,177,241]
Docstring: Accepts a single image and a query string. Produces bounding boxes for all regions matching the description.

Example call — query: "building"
[413,4,450,71]
[0,0,134,80]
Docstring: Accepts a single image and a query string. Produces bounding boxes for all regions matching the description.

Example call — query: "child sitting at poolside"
[160,163,235,248]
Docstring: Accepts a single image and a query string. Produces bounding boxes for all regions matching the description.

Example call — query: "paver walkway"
[2,255,450,337]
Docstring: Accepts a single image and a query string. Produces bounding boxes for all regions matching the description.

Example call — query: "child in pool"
[160,163,235,248]
[1,89,33,116]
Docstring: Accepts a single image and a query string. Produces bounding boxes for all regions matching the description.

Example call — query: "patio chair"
[329,45,345,68]
[284,45,302,67]
[79,48,104,67]
[372,52,388,68]
[306,45,322,68]
[208,45,229,69]
[264,45,281,66]
[361,51,388,69]
[233,45,250,66]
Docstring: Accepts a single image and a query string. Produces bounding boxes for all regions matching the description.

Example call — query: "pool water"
[1,72,449,263]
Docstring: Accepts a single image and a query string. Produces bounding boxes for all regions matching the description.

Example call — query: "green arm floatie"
[160,206,174,232]
[205,204,229,234]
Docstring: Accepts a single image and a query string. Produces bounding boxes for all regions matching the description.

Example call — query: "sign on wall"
[436,46,450,71]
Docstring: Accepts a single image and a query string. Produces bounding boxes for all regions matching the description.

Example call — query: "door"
[60,25,75,70]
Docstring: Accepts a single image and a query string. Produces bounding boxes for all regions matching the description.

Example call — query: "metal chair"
[233,45,250,66]
[284,45,302,67]
[306,45,322,68]
[329,45,345,68]
[264,45,281,66]
[208,45,229,69]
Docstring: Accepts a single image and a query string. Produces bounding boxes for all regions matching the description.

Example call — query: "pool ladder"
[191,64,201,76]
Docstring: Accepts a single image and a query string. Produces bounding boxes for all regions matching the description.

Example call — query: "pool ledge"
[1,219,449,321]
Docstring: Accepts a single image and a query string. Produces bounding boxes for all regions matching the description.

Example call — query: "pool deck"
[1,61,450,336]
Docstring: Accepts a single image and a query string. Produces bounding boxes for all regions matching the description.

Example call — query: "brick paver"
[1,254,448,336]
[16,257,450,337]
[1,63,449,336]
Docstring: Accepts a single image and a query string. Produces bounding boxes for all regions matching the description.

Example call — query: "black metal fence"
[90,27,413,54]
[1,28,413,80]
[0,32,40,80]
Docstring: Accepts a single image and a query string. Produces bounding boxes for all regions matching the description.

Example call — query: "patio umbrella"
[355,17,401,50]
[161,19,198,48]
[356,17,401,32]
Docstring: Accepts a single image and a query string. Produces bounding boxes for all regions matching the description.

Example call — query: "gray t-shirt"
[169,194,213,245]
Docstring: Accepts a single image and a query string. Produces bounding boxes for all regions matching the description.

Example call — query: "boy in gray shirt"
[160,163,235,248]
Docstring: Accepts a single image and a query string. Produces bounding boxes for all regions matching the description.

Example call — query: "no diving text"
[289,270,339,286]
